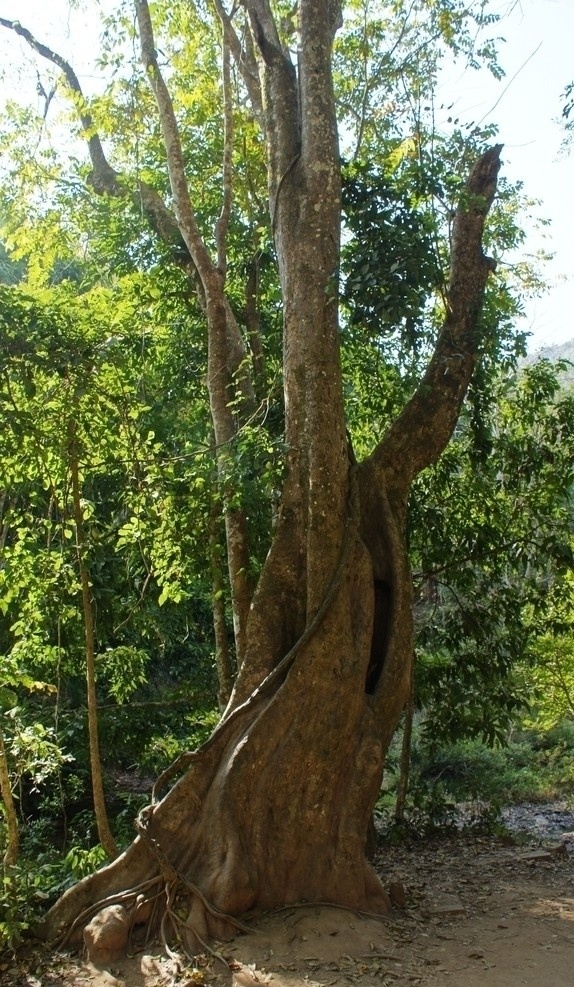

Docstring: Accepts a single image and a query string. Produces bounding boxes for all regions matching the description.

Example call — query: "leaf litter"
[2,828,574,987]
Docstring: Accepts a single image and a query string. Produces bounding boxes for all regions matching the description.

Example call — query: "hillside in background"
[525,338,574,387]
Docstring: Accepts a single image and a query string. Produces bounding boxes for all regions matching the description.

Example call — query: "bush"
[377,717,574,835]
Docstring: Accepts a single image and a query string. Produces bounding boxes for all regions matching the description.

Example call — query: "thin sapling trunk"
[68,424,118,862]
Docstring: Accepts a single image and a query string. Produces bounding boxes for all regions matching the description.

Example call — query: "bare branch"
[0,16,119,192]
[370,144,504,491]
[211,0,263,125]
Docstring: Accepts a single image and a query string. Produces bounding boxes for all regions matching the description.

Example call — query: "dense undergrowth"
[0,691,220,949]
[376,718,574,835]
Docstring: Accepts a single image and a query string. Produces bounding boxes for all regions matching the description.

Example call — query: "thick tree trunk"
[42,528,395,948]
[38,0,502,954]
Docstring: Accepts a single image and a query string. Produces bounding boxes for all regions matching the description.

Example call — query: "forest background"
[0,0,573,955]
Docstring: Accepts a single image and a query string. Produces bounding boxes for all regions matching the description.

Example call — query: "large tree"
[2,0,504,950]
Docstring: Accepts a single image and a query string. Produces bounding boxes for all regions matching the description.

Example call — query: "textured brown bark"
[30,1,502,954]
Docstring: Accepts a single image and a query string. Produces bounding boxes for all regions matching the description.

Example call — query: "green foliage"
[63,843,108,881]
[562,79,574,149]
[0,275,218,665]
[524,631,574,729]
[0,271,224,888]
[334,0,505,159]
[411,360,574,746]
[342,159,439,346]
[1,872,34,949]
[98,647,149,704]
[2,709,72,795]
[0,241,25,285]
[411,737,550,804]
[0,824,108,950]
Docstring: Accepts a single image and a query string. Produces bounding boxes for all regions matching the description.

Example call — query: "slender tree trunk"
[0,725,19,870]
[135,0,255,665]
[209,494,234,711]
[0,493,19,870]
[69,425,118,862]
[395,664,415,823]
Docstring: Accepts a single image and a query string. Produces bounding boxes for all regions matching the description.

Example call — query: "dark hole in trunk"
[365,578,392,694]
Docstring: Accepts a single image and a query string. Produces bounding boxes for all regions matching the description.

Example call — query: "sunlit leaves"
[334,0,504,159]
[98,646,149,703]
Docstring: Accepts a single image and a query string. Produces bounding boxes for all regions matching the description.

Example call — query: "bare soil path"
[2,827,573,987]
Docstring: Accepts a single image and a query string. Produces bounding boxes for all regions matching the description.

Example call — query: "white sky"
[0,0,572,352]
[438,0,574,352]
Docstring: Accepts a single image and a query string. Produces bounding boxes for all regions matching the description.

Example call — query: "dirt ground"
[2,829,573,987]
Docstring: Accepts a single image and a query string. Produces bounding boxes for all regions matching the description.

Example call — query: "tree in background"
[0,270,228,843]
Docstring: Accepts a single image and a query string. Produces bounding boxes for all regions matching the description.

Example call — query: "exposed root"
[136,802,255,943]
[160,882,184,961]
[55,875,163,948]
[129,886,165,953]
[271,900,390,922]
[161,880,230,968]
[56,805,255,966]
[176,870,254,936]
[55,861,253,964]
